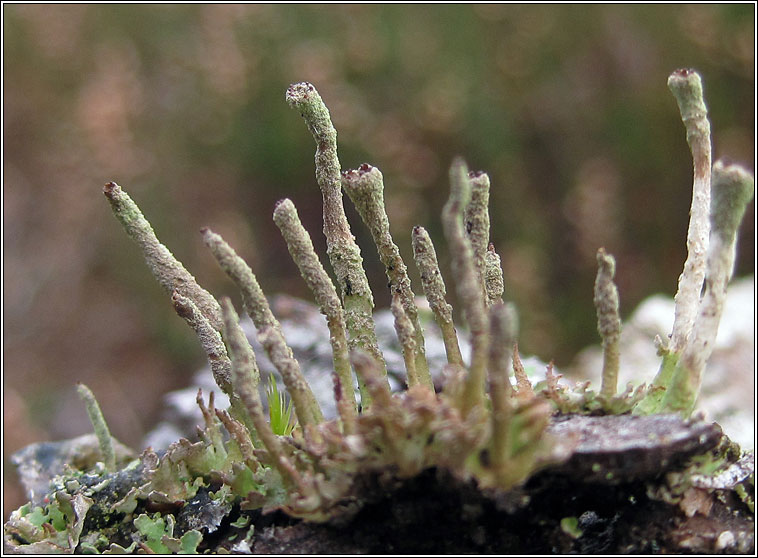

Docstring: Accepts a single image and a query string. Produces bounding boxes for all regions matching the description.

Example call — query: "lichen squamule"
[3,69,753,553]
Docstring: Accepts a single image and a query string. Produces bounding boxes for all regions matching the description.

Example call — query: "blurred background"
[3,4,754,517]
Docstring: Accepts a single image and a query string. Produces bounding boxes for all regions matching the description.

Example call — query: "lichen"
[5,69,754,554]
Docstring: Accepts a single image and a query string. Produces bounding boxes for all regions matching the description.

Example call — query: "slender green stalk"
[103,182,222,331]
[463,171,491,304]
[667,69,712,354]
[342,164,432,389]
[76,383,116,472]
[273,198,361,422]
[202,228,324,427]
[390,293,419,387]
[484,243,505,307]
[443,158,489,415]
[661,161,754,416]
[594,248,621,399]
[412,226,464,367]
[487,303,516,484]
[220,297,305,491]
[286,83,387,382]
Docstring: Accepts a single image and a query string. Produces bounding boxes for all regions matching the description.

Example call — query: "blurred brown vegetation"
[2,5,754,517]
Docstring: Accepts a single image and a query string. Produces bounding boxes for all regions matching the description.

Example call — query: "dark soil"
[214,468,753,554]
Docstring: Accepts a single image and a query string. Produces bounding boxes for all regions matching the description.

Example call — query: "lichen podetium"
[4,70,753,554]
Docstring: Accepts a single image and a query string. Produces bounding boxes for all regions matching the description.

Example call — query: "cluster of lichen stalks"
[7,70,754,550]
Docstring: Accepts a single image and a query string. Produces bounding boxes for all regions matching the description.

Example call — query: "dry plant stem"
[76,384,116,472]
[202,228,324,427]
[273,198,361,423]
[220,297,305,492]
[512,344,534,396]
[463,171,491,303]
[594,248,621,399]
[103,182,223,331]
[661,161,754,416]
[443,157,490,415]
[487,303,516,482]
[484,243,505,306]
[412,226,464,367]
[286,83,387,383]
[342,164,432,389]
[667,69,712,354]
[390,293,419,387]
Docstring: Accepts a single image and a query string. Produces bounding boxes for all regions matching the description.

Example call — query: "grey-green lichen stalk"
[286,83,388,407]
[4,70,753,554]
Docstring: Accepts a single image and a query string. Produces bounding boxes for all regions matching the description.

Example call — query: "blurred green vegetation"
[2,4,754,516]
